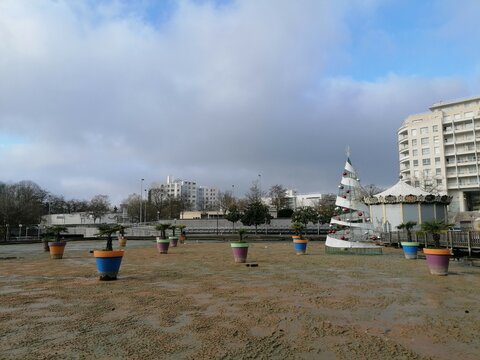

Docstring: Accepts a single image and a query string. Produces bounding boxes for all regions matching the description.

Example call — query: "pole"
[144,189,148,224]
[140,178,144,224]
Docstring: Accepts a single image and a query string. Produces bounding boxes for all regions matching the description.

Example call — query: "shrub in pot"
[397,221,418,259]
[45,225,68,259]
[231,229,249,263]
[291,222,308,255]
[421,220,452,276]
[117,225,129,247]
[178,224,187,244]
[93,224,125,281]
[155,223,171,254]
[169,225,179,247]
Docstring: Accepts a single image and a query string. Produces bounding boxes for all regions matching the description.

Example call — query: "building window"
[433,125,438,132]
[423,159,431,166]
[423,169,431,177]
[411,139,417,146]
[436,179,442,185]
[413,160,418,167]
[414,170,420,178]
[421,137,429,145]
[435,157,441,165]
[412,149,418,156]
[434,147,440,154]
[433,135,439,144]
[414,181,420,187]
[420,127,428,135]
[436,168,441,175]
[411,129,417,136]
[422,148,430,155]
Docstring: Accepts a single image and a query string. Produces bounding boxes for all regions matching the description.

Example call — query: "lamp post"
[19,224,22,240]
[140,178,144,225]
[6,224,9,241]
[25,226,28,239]
[157,211,160,222]
[144,189,148,224]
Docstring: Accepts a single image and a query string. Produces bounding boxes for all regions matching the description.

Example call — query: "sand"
[0,240,479,359]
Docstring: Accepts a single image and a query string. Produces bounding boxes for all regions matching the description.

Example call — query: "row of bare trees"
[0,180,114,241]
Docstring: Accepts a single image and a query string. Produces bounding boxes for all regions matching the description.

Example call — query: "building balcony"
[454,126,474,134]
[399,155,410,162]
[457,181,480,189]
[398,136,408,143]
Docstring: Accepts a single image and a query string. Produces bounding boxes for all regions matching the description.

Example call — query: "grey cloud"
[0,0,475,204]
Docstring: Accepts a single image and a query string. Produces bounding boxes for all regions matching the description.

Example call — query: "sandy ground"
[0,240,479,360]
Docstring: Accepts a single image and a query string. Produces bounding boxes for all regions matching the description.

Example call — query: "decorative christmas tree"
[325,153,382,255]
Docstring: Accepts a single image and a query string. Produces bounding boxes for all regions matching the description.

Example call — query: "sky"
[1,0,480,205]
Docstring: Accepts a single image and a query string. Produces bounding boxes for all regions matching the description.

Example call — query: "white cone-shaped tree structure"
[325,156,382,255]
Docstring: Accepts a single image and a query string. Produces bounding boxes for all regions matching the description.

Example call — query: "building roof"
[429,95,480,110]
[374,180,431,197]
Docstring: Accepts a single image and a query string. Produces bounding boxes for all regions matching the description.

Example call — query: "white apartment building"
[149,176,219,211]
[197,186,219,210]
[398,95,480,213]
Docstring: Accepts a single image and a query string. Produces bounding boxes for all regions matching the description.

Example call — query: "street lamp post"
[140,178,144,225]
[144,189,148,224]
[19,224,22,240]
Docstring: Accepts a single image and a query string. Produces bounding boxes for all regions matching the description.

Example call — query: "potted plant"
[291,222,308,255]
[230,228,249,263]
[93,224,125,280]
[117,225,129,247]
[397,221,418,259]
[421,220,452,276]
[155,223,171,254]
[178,224,187,244]
[169,224,179,247]
[45,225,68,259]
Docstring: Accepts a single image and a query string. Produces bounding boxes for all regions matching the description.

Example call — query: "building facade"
[398,96,480,213]
[150,176,219,211]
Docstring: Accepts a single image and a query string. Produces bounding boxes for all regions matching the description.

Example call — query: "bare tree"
[217,191,236,214]
[313,194,337,224]
[360,184,385,198]
[268,184,288,213]
[245,179,264,204]
[88,195,111,223]
[121,194,142,223]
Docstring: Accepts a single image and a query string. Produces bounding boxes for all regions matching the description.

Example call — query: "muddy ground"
[0,240,479,359]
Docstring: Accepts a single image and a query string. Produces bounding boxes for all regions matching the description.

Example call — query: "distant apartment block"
[398,95,480,213]
[150,176,219,211]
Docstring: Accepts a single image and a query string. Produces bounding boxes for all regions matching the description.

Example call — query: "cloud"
[0,0,476,204]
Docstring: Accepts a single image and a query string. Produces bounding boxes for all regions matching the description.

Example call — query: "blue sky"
[0,0,479,204]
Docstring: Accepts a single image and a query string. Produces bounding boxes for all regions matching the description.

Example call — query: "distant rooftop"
[429,95,480,111]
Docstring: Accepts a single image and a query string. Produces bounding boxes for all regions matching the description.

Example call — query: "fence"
[381,230,480,256]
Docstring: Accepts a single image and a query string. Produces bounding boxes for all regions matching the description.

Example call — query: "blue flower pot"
[400,242,419,260]
[93,250,124,281]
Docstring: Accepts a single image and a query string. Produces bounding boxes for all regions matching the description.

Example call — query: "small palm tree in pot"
[45,225,68,259]
[397,221,418,259]
[93,224,125,280]
[155,223,171,254]
[421,220,453,275]
[230,228,249,263]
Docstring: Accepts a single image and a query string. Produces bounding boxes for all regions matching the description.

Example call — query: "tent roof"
[374,180,432,197]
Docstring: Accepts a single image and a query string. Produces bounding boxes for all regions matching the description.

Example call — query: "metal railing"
[380,230,480,255]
